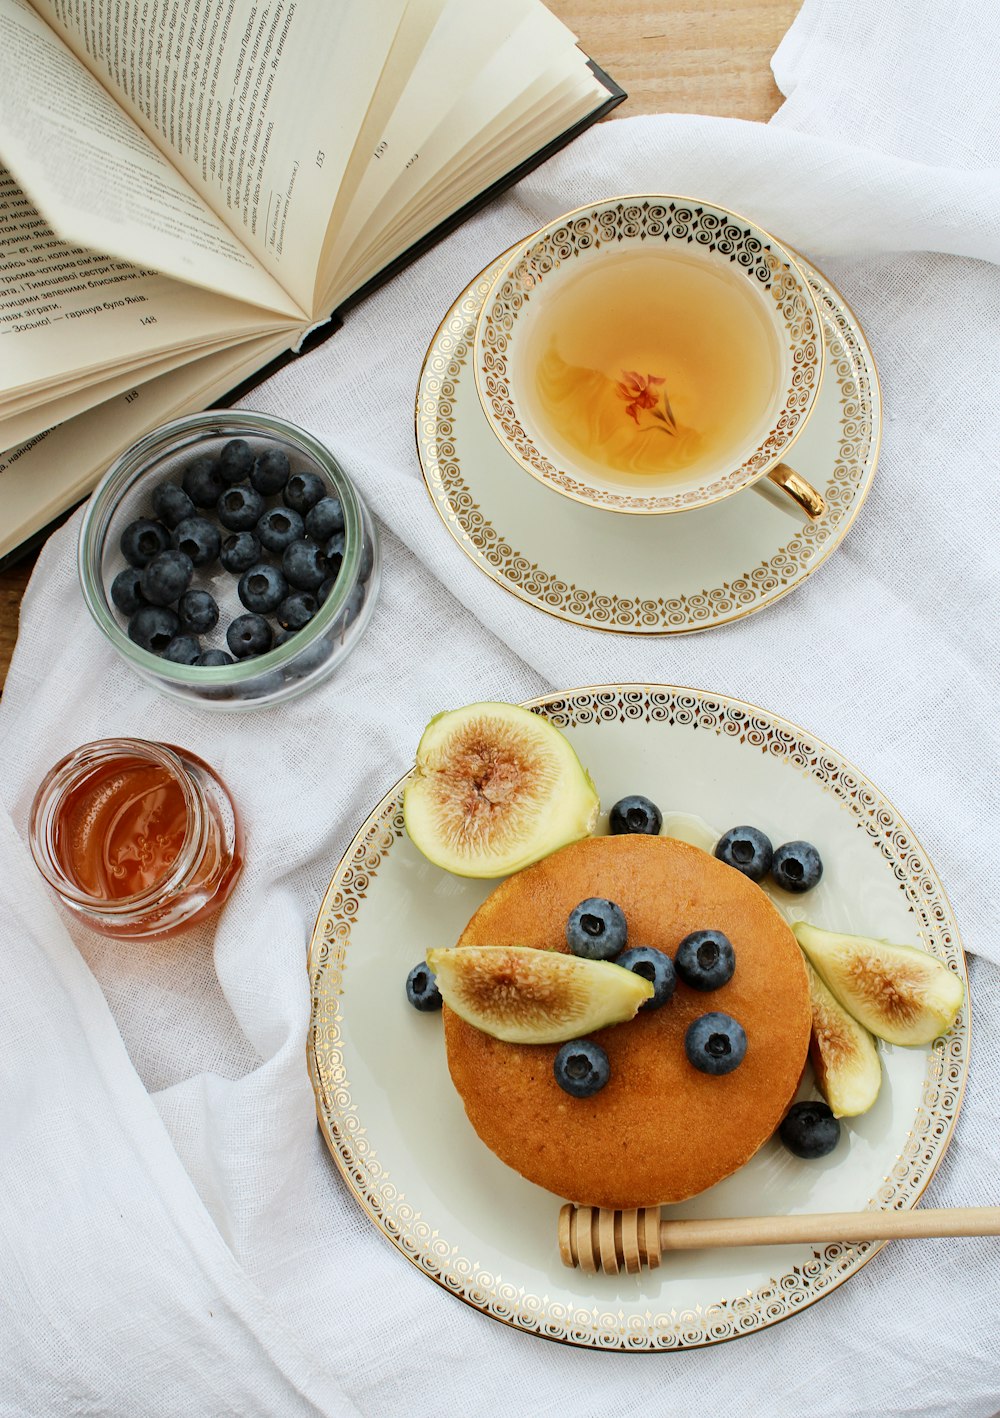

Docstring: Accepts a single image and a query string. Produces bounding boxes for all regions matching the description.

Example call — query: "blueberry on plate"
[771,840,823,894]
[715,825,773,882]
[220,531,262,574]
[181,454,224,508]
[177,588,219,635]
[227,613,273,658]
[405,962,442,1012]
[160,634,202,665]
[317,575,337,605]
[139,549,194,606]
[565,898,627,960]
[616,946,675,1010]
[257,506,304,554]
[685,1012,747,1075]
[282,539,327,591]
[276,591,317,632]
[609,794,662,836]
[553,1039,610,1098]
[218,438,254,485]
[283,469,326,514]
[675,929,736,991]
[251,447,291,495]
[779,1100,840,1158]
[110,566,145,616]
[194,648,234,667]
[304,495,344,542]
[152,482,196,529]
[119,518,170,568]
[217,484,264,531]
[172,516,221,568]
[128,604,180,653]
[238,562,287,614]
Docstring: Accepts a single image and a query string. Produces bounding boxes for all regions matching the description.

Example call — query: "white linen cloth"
[2,0,999,1411]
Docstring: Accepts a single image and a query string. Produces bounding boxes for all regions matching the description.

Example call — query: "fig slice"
[804,959,881,1116]
[425,945,654,1044]
[793,921,964,1047]
[403,702,599,878]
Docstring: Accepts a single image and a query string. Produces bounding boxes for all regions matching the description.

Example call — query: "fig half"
[804,959,881,1116]
[426,945,654,1043]
[793,921,964,1047]
[403,702,599,878]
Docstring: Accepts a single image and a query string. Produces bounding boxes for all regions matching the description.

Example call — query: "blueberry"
[194,649,234,667]
[553,1039,610,1098]
[325,531,345,576]
[615,946,676,1011]
[317,575,337,605]
[771,840,823,894]
[257,506,304,553]
[110,566,145,615]
[281,634,333,679]
[675,930,736,992]
[251,447,291,495]
[152,482,196,529]
[119,518,170,568]
[139,549,194,606]
[685,1012,747,1075]
[779,1100,840,1159]
[276,591,317,631]
[172,516,221,568]
[217,484,264,531]
[304,495,344,542]
[218,438,254,485]
[177,588,219,635]
[342,583,365,628]
[609,794,662,836]
[181,454,224,508]
[282,539,327,591]
[238,562,287,614]
[565,898,627,960]
[227,613,273,658]
[161,634,202,665]
[128,604,180,653]
[359,534,374,583]
[220,531,262,574]
[715,825,773,882]
[284,469,326,514]
[405,962,442,1011]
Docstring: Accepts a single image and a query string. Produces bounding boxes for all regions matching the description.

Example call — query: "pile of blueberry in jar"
[109,437,373,667]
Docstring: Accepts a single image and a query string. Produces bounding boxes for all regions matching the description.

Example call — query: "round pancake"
[443,834,811,1209]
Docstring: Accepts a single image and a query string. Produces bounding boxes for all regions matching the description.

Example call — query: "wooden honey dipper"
[558,1203,1000,1274]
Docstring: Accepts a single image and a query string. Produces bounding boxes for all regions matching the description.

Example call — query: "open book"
[0,0,621,562]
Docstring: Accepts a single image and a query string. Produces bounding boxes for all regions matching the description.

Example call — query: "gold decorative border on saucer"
[475,199,823,513]
[417,251,880,634]
[308,685,969,1352]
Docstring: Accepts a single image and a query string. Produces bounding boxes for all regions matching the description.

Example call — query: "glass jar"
[78,412,380,708]
[29,738,243,939]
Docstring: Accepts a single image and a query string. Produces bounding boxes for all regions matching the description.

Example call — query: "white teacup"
[474,196,827,518]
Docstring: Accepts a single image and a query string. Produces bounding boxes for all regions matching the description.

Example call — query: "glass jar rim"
[77,411,364,687]
[28,737,209,914]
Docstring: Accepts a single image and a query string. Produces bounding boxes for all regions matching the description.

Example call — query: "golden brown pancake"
[443,835,810,1209]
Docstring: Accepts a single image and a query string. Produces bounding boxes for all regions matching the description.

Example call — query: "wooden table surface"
[0,0,801,694]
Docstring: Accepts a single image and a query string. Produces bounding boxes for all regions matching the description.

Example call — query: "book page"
[0,166,299,415]
[30,0,417,313]
[0,0,299,316]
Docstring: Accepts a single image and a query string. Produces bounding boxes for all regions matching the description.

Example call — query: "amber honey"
[30,739,242,939]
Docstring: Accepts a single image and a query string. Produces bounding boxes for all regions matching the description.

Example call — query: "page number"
[315,150,325,169]
[140,315,157,325]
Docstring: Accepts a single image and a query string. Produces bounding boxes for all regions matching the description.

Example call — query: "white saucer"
[416,252,880,633]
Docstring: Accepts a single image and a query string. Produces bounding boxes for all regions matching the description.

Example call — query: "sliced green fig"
[403,702,599,878]
[804,959,881,1116]
[793,921,964,1047]
[425,945,653,1044]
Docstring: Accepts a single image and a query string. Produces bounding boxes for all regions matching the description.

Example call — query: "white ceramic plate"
[416,254,880,633]
[308,686,968,1350]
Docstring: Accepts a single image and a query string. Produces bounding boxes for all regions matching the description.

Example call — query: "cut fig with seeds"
[403,702,599,878]
[793,921,964,1047]
[804,959,881,1116]
[425,945,653,1044]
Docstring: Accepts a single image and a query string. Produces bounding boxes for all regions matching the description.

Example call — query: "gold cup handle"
[767,464,827,520]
